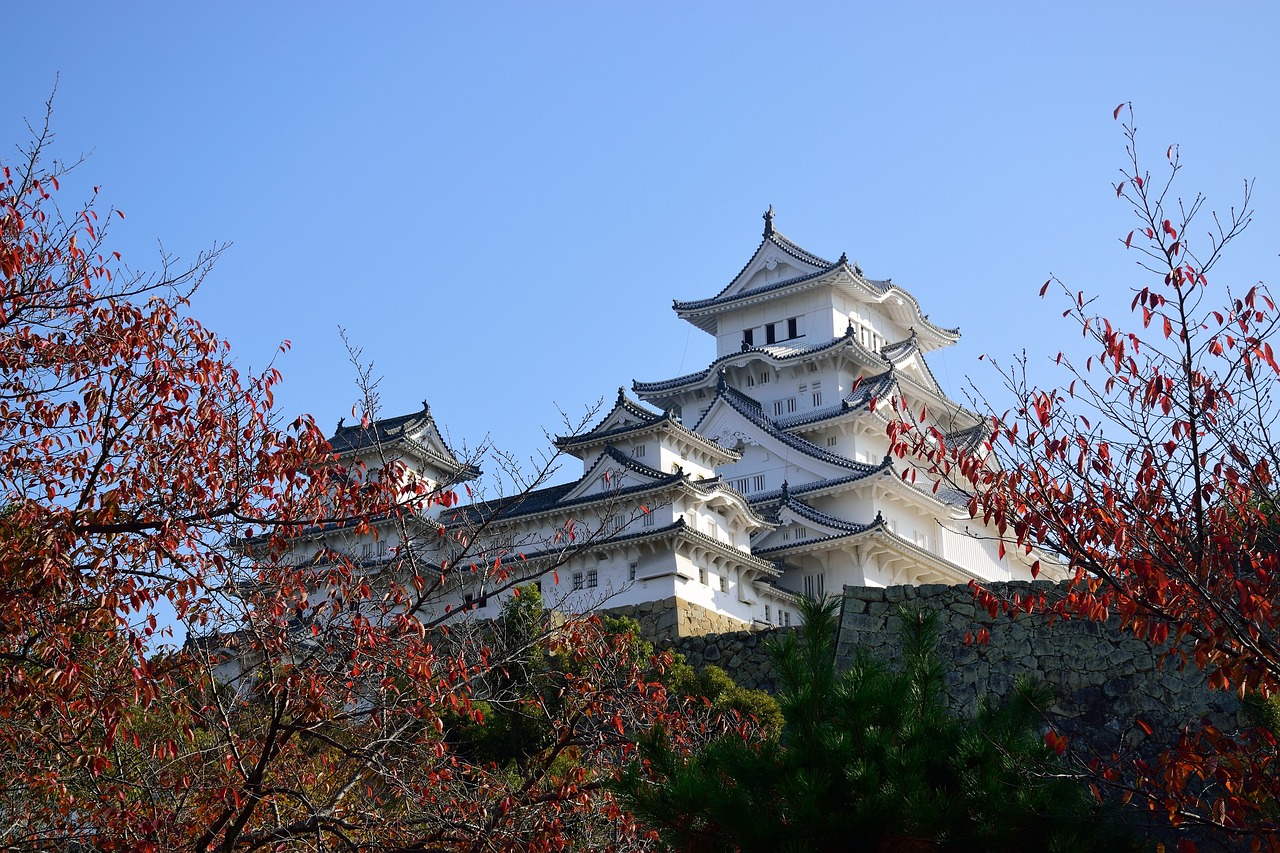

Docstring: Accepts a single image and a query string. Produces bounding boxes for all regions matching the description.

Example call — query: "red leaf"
[1113,102,1124,120]
[1124,230,1134,249]
[1039,279,1051,297]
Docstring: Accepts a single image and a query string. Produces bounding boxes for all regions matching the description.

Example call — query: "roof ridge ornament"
[762,205,775,238]
[617,386,627,404]
[336,417,345,431]
[838,251,848,265]
[421,400,431,413]
[716,368,729,392]
[781,480,790,501]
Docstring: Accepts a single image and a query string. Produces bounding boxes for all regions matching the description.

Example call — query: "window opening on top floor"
[628,562,638,581]
[827,435,838,447]
[642,510,654,528]
[742,328,754,347]
[807,361,819,373]
[586,568,598,588]
[765,323,777,345]
[759,371,770,384]
[787,317,798,338]
[631,444,645,458]
[745,374,755,387]
[720,574,728,592]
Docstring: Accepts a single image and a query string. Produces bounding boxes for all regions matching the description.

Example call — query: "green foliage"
[617,597,1144,852]
[669,662,784,739]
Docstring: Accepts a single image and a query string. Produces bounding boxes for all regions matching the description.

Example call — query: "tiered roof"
[330,402,480,480]
[555,389,740,465]
[670,210,959,348]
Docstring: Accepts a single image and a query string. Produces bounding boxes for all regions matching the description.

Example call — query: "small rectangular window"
[629,562,638,581]
[764,605,771,623]
[803,573,826,598]
[759,372,770,384]
[699,568,707,585]
[798,383,807,393]
[807,362,819,373]
[827,435,838,447]
[765,323,777,344]
[643,511,654,527]
[745,374,755,387]
[813,391,823,407]
[786,397,797,413]
[782,529,790,541]
[572,572,584,591]
[787,317,798,338]
[796,526,808,537]
[586,569,598,588]
[720,575,728,593]
[773,400,784,417]
[631,444,645,458]
[752,475,765,492]
[783,610,791,627]
[742,328,754,347]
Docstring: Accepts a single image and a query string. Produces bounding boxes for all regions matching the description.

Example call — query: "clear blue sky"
[6,3,1279,484]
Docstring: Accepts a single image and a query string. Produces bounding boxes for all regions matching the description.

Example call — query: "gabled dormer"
[328,401,480,491]
[556,389,740,480]
[672,210,961,360]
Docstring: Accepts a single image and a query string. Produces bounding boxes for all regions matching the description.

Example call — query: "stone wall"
[662,625,796,692]
[834,581,1238,756]
[654,581,1239,761]
[604,596,752,641]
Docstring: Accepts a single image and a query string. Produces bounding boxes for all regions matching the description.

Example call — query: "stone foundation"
[602,596,752,640]
[833,582,1238,759]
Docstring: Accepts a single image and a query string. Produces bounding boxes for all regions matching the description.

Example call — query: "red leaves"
[1125,230,1134,249]
[1162,219,1178,239]
[1040,279,1051,297]
[1113,102,1125,120]
[1044,730,1068,756]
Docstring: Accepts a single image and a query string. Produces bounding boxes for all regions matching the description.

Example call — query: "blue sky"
[6,3,1279,484]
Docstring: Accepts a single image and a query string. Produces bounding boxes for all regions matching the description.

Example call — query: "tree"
[615,597,1132,852]
[892,104,1280,845]
[0,104,682,851]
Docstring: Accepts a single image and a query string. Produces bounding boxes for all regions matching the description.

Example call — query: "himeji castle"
[307,210,1048,637]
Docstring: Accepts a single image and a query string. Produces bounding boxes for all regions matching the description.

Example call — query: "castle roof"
[671,211,960,347]
[455,443,769,530]
[555,389,740,464]
[329,402,480,480]
[695,376,886,474]
[632,324,884,397]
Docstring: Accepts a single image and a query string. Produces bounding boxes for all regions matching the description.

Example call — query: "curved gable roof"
[329,402,479,480]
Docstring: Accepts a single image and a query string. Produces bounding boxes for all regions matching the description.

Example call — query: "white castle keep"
[291,210,1045,636]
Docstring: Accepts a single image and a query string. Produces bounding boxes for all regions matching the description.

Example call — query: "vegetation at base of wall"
[615,597,1147,852]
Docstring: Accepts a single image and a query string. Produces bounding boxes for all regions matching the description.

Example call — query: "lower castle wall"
[657,581,1240,761]
[604,595,752,641]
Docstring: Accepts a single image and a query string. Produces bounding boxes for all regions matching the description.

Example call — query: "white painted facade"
[286,211,1046,635]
